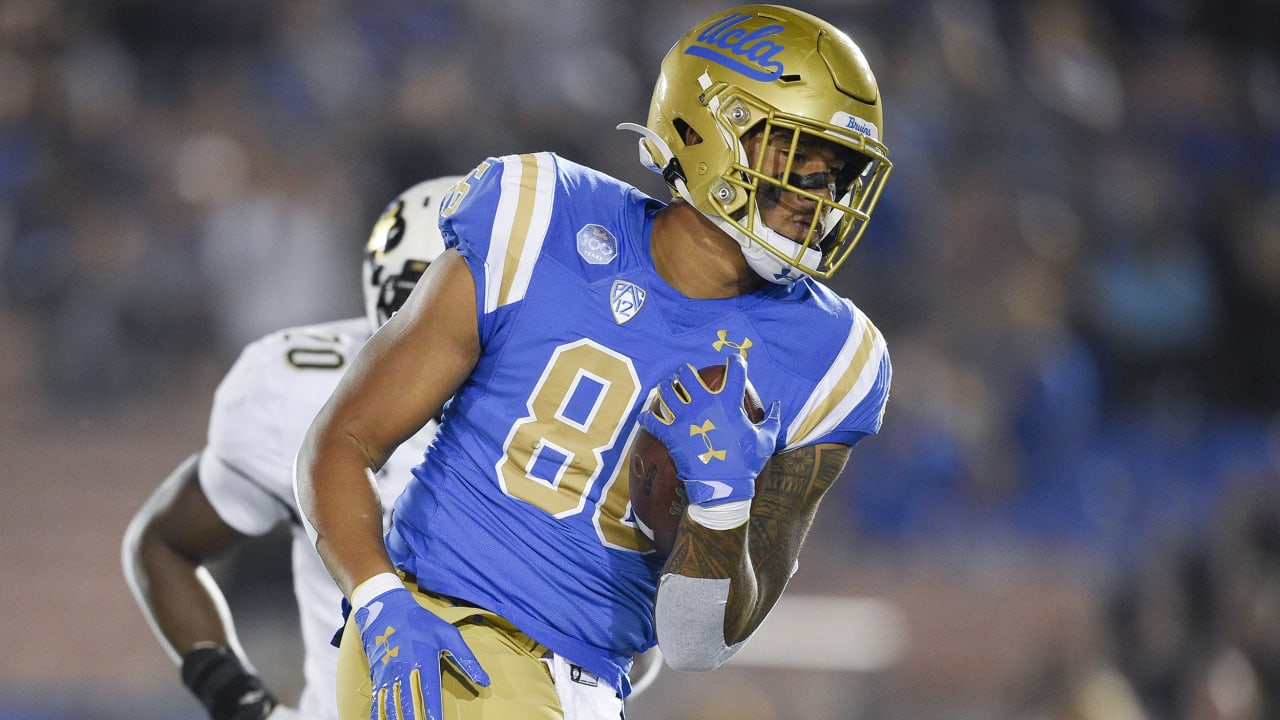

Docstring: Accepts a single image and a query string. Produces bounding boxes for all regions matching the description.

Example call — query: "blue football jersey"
[385,152,891,694]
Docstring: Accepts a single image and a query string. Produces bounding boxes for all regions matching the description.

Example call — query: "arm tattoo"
[666,517,744,579]
[749,444,848,591]
[663,443,852,639]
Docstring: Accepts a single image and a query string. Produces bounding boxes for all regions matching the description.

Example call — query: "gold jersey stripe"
[487,153,555,312]
[787,313,882,447]
[497,154,540,307]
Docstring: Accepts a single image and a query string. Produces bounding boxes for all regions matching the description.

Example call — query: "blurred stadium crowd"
[1,0,1278,718]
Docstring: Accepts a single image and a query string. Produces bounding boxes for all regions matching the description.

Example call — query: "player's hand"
[180,644,283,720]
[355,586,490,720]
[639,354,781,506]
[264,707,322,720]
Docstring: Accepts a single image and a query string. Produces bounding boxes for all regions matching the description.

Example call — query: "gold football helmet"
[620,5,892,283]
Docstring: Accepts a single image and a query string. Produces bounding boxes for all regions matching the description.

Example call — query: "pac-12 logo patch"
[577,224,618,265]
[610,280,646,325]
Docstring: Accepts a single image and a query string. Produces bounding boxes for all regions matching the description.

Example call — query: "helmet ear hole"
[673,119,703,147]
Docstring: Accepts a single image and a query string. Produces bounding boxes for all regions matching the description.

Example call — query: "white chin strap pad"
[654,573,749,672]
[712,217,818,286]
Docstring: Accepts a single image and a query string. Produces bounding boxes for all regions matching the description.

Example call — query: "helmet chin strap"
[617,122,818,286]
[711,214,820,285]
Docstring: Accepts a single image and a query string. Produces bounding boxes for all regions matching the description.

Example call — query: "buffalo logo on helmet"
[368,199,407,259]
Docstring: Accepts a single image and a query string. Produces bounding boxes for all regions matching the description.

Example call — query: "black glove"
[181,645,279,720]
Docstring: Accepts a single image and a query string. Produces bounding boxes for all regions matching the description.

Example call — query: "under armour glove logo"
[638,354,781,507]
[374,626,399,666]
[354,585,490,720]
[689,419,726,463]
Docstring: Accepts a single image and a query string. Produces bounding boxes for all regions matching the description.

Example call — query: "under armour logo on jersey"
[374,626,400,666]
[577,224,618,264]
[690,419,727,464]
[712,330,752,358]
[610,279,646,325]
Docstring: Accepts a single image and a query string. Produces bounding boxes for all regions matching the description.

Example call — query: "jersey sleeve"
[198,337,297,536]
[782,306,892,449]
[440,153,560,345]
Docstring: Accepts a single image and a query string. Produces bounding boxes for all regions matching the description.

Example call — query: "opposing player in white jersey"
[121,177,459,720]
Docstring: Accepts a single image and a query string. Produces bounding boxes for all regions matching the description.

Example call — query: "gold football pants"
[336,581,563,719]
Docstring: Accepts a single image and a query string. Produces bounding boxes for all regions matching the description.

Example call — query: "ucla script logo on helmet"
[685,12,786,82]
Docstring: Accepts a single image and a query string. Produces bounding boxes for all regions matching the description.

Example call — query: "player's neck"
[651,202,766,299]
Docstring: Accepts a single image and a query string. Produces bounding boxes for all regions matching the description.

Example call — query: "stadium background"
[1,0,1277,717]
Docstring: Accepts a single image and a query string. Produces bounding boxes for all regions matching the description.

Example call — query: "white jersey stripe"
[487,153,556,311]
[785,308,886,448]
[485,157,521,313]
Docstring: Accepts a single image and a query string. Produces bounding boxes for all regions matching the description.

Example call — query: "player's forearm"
[652,519,759,671]
[664,518,762,642]
[314,509,392,600]
[121,454,252,664]
[124,526,239,662]
[295,431,395,598]
[657,442,848,660]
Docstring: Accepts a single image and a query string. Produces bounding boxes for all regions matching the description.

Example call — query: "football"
[629,364,766,556]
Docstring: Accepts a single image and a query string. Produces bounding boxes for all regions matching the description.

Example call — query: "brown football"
[629,364,765,556]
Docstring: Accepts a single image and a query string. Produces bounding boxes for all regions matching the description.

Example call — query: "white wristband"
[349,572,403,610]
[686,499,751,530]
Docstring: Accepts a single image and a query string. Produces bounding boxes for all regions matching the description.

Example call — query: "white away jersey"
[198,317,436,720]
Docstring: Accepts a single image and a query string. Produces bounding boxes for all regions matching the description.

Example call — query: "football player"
[121,177,458,720]
[295,5,893,720]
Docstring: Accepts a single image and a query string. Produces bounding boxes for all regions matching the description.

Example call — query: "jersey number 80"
[496,339,651,553]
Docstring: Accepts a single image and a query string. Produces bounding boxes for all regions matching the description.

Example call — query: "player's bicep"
[314,248,479,470]
[128,453,249,564]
